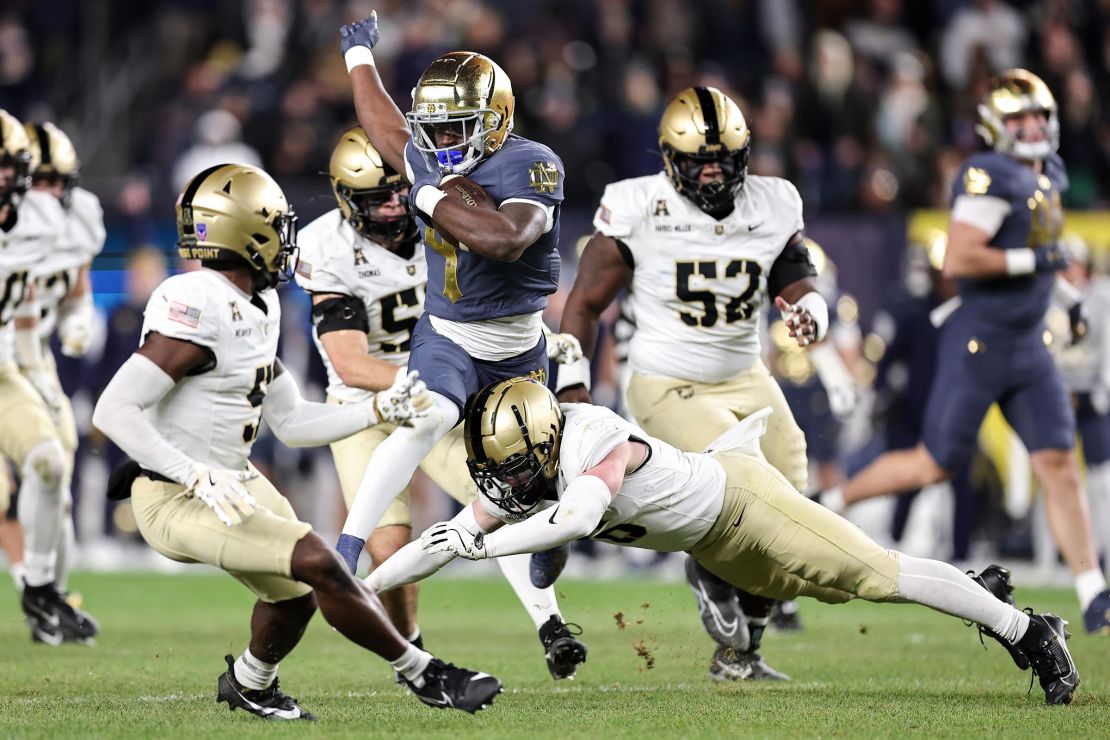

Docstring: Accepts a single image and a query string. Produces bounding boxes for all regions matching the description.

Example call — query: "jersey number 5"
[0,271,30,325]
[676,259,762,328]
[242,364,275,444]
[424,226,464,303]
[380,287,421,353]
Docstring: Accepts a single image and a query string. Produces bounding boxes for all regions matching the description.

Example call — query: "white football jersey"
[295,209,426,403]
[0,191,64,363]
[480,403,725,552]
[141,269,280,471]
[35,187,107,340]
[594,172,803,383]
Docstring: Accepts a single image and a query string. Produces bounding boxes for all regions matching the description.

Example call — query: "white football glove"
[543,326,584,365]
[189,464,257,527]
[809,342,858,421]
[57,297,95,357]
[1092,386,1110,416]
[373,369,432,427]
[420,521,486,560]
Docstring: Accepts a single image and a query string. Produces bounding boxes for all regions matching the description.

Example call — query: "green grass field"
[1,572,1107,738]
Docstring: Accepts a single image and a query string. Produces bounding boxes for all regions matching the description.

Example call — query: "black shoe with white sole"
[707,646,790,682]
[216,655,317,721]
[22,581,98,645]
[404,658,502,714]
[1018,613,1080,706]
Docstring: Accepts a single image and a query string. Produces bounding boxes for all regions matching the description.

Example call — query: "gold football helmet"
[329,126,417,246]
[464,377,563,518]
[407,51,514,175]
[176,163,298,289]
[25,122,80,207]
[976,69,1059,161]
[0,109,34,206]
[659,86,751,217]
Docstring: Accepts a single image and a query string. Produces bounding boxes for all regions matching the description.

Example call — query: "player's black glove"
[1068,301,1088,345]
[1034,243,1069,273]
[340,11,380,54]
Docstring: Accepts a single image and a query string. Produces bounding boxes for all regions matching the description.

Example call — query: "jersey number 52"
[676,259,762,327]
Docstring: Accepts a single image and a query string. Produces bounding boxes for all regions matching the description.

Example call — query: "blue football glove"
[1034,243,1069,273]
[340,11,380,54]
[1068,301,1088,345]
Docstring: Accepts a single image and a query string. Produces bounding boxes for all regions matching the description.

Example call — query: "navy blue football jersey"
[949,151,1068,328]
[406,134,564,322]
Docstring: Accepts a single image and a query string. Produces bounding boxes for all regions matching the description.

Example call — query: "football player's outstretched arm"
[423,198,548,262]
[263,359,430,445]
[556,232,632,401]
[341,12,410,176]
[312,293,405,391]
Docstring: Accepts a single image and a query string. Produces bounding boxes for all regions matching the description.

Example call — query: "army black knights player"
[93,163,502,718]
[295,127,586,679]
[369,377,1081,706]
[555,87,832,680]
[0,109,99,645]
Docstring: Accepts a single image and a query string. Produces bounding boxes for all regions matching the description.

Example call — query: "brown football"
[431,175,495,246]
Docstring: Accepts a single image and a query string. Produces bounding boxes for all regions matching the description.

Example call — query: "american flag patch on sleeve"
[296,259,313,279]
[168,301,202,329]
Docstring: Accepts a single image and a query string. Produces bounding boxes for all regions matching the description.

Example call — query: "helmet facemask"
[663,142,750,217]
[0,149,32,208]
[467,420,559,519]
[256,209,299,290]
[407,103,503,175]
[335,180,418,248]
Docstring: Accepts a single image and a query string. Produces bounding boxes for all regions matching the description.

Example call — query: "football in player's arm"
[369,377,1081,706]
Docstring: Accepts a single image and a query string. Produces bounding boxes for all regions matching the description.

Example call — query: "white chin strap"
[1011,140,1053,161]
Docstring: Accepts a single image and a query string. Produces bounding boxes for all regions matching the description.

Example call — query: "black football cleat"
[404,658,502,714]
[967,564,1029,670]
[1082,588,1110,635]
[530,544,569,589]
[216,655,317,721]
[707,646,790,682]
[685,556,750,650]
[538,615,588,680]
[769,600,804,632]
[1018,613,1079,705]
[22,581,98,645]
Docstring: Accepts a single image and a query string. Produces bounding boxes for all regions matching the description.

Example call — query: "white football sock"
[896,554,1030,643]
[389,643,433,687]
[1075,568,1107,612]
[55,515,75,592]
[10,561,26,591]
[234,649,279,691]
[342,394,459,538]
[496,552,561,630]
[17,440,66,588]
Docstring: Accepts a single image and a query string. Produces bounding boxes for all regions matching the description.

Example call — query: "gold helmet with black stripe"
[659,86,751,217]
[25,121,80,208]
[464,377,563,519]
[976,69,1059,161]
[176,163,298,289]
[329,126,417,247]
[407,51,514,175]
[0,109,34,207]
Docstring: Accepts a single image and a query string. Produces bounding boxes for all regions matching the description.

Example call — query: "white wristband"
[1005,248,1036,276]
[414,185,446,217]
[556,356,591,393]
[796,291,829,343]
[344,46,376,72]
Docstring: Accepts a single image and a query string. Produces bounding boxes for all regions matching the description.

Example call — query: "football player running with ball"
[555,87,843,680]
[296,128,585,679]
[813,70,1110,635]
[370,378,1081,705]
[93,164,502,719]
[334,12,587,678]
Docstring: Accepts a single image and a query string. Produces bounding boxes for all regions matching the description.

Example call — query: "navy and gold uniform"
[922,150,1072,470]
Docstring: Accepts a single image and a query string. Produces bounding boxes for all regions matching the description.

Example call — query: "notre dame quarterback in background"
[554,87,836,680]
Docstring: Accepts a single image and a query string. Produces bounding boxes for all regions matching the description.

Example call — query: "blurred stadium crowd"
[1,0,1108,576]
